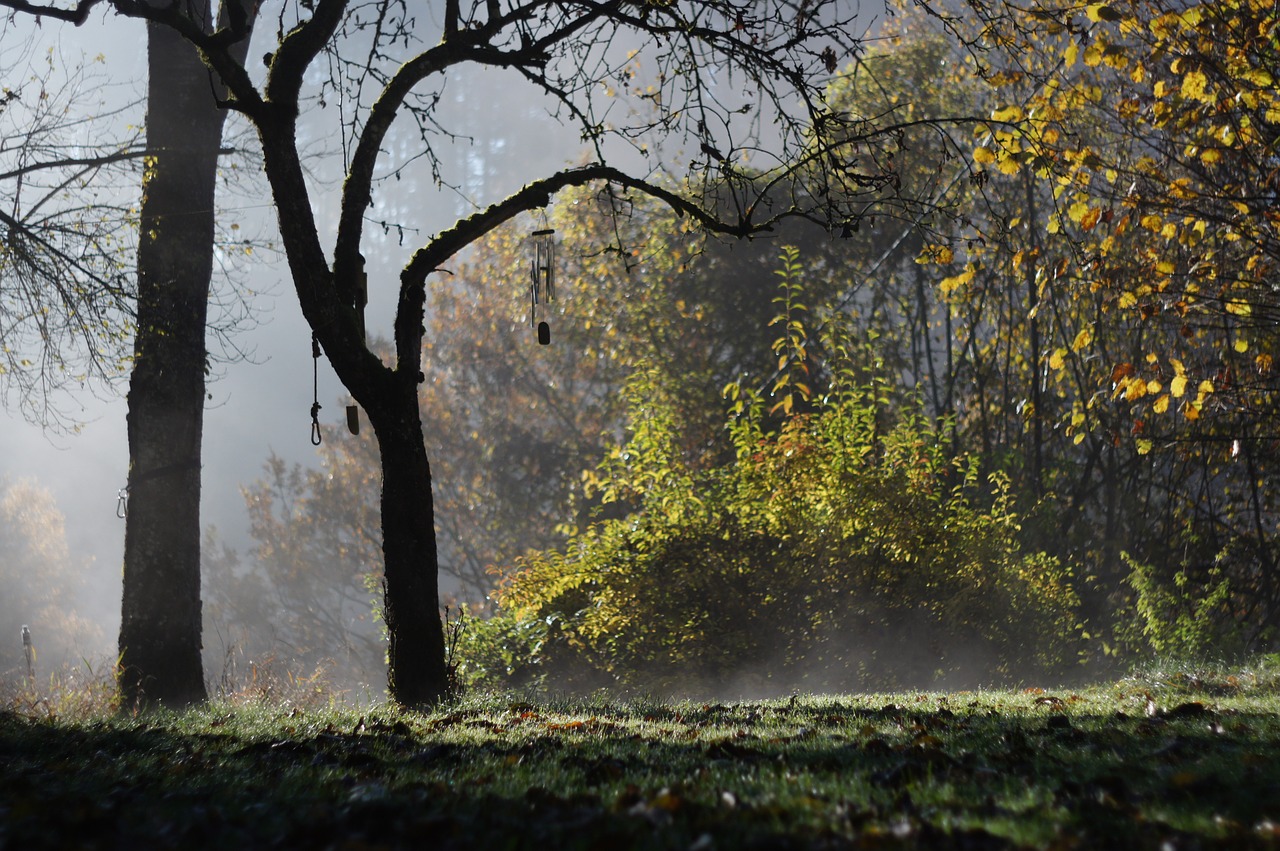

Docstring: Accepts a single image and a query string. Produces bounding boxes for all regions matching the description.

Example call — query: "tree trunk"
[365,385,450,707]
[118,15,232,709]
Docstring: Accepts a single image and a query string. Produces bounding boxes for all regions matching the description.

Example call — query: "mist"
[0,1,627,695]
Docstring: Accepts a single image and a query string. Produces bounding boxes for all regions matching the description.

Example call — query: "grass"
[4,660,1280,849]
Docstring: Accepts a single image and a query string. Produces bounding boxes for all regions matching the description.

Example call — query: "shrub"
[462,250,1082,696]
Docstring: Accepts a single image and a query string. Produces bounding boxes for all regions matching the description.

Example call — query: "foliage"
[814,0,1280,664]
[1121,550,1244,661]
[1,657,120,721]
[464,249,1081,695]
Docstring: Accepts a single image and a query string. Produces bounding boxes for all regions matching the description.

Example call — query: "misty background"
[0,3,596,673]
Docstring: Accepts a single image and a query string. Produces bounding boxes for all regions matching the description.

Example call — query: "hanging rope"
[310,332,323,446]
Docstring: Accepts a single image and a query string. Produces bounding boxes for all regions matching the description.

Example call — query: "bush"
[462,251,1082,696]
[463,370,1081,696]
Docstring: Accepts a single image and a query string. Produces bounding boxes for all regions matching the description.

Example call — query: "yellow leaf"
[1146,379,1163,395]
[974,146,996,164]
[1171,374,1188,397]
[940,264,976,295]
[1181,69,1211,102]
[1136,438,1154,455]
[1072,327,1094,351]
[1226,300,1252,316]
[1234,339,1249,353]
[1064,42,1079,68]
[1153,394,1170,414]
[1049,348,1067,370]
[990,105,1024,123]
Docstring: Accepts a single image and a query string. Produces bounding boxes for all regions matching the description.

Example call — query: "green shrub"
[1120,549,1244,660]
[463,251,1082,695]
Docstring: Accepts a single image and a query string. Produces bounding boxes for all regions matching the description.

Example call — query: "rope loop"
[310,332,323,445]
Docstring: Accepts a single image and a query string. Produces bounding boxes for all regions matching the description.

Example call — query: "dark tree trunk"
[252,96,452,705]
[118,11,242,710]
[366,386,450,707]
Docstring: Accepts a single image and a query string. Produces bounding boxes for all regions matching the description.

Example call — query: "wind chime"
[529,227,555,345]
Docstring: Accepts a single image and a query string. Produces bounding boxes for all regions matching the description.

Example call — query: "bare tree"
[91,0,940,706]
[0,40,144,427]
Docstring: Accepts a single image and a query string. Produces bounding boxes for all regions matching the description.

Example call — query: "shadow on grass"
[3,700,1279,850]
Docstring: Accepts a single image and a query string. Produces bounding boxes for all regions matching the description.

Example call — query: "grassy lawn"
[4,664,1280,849]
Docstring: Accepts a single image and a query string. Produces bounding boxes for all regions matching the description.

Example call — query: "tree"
[0,43,143,427]
[0,0,262,708]
[911,0,1280,654]
[117,2,260,708]
[101,0,941,706]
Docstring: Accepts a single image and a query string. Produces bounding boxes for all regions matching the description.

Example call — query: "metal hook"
[116,487,128,519]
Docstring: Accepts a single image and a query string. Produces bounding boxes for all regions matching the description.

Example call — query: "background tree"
[0,478,102,685]
[203,440,386,695]
[918,0,1280,656]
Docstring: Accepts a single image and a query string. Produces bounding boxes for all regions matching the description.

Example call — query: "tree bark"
[365,386,450,707]
[118,9,242,710]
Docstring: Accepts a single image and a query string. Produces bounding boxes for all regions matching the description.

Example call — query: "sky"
[0,3,587,657]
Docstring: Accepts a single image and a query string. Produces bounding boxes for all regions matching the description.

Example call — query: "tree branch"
[402,162,776,287]
[264,0,347,108]
[0,0,104,23]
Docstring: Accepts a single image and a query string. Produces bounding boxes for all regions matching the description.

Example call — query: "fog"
[0,2,597,678]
